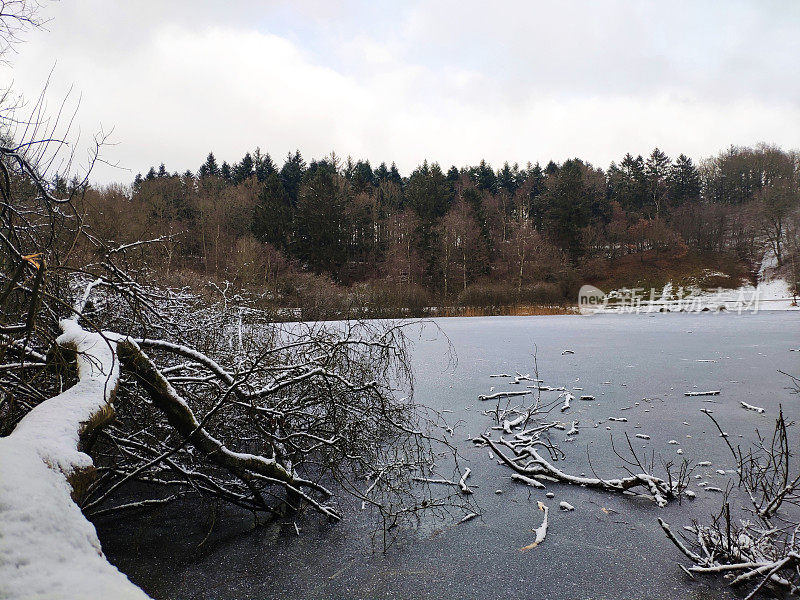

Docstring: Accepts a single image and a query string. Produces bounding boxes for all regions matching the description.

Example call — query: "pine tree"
[220,161,232,182]
[374,162,390,182]
[280,151,306,205]
[198,152,220,178]
[343,156,355,180]
[497,162,518,195]
[295,162,349,276]
[611,153,647,213]
[388,162,402,186]
[523,163,546,229]
[406,161,452,221]
[667,154,701,206]
[645,148,671,217]
[252,172,292,249]
[541,158,600,256]
[472,160,497,193]
[253,148,276,182]
[544,160,559,176]
[232,152,254,184]
[350,160,375,194]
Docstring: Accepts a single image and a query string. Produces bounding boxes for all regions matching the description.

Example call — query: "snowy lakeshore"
[93,311,800,600]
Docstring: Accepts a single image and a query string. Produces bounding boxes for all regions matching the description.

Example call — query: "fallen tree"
[0,315,149,599]
[0,18,470,593]
[477,378,690,508]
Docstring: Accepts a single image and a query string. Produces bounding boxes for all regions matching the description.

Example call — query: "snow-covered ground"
[595,250,798,314]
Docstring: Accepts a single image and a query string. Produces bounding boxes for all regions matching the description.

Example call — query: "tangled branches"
[477,381,690,507]
[73,289,470,533]
[659,380,800,598]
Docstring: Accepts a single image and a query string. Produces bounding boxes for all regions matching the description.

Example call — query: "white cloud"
[2,0,798,183]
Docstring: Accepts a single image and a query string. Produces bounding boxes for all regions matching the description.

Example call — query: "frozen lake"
[96,312,800,599]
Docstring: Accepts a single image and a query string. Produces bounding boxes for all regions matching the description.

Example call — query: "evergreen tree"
[461,185,493,266]
[252,172,292,250]
[405,161,453,282]
[232,152,254,184]
[541,158,600,255]
[157,163,168,178]
[388,162,403,186]
[198,152,221,178]
[544,160,559,176]
[472,159,497,193]
[497,162,518,195]
[280,151,306,205]
[220,161,232,182]
[253,148,276,182]
[645,148,671,217]
[406,161,452,221]
[350,160,375,194]
[523,162,546,229]
[667,154,701,207]
[343,156,355,180]
[610,153,647,213]
[374,162,390,182]
[294,161,349,275]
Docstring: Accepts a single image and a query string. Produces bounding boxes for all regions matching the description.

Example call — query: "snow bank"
[591,249,797,314]
[0,320,150,600]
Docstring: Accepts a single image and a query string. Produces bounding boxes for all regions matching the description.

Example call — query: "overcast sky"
[3,0,799,183]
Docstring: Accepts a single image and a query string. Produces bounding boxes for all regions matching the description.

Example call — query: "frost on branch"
[659,398,800,598]
[478,369,689,508]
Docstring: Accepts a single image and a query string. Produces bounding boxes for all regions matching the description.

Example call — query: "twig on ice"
[520,502,549,551]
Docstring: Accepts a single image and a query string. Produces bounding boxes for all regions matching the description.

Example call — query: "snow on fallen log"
[503,413,528,434]
[685,390,720,397]
[482,434,675,507]
[478,390,531,401]
[458,468,473,494]
[520,502,549,551]
[0,318,150,600]
[559,501,575,511]
[560,392,574,413]
[740,401,765,414]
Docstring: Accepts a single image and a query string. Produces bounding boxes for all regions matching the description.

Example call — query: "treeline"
[83,144,800,316]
